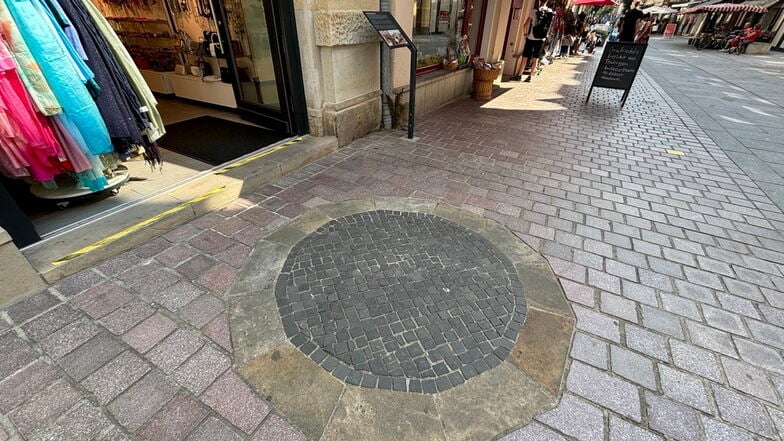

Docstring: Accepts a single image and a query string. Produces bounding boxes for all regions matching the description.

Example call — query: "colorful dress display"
[0,0,161,192]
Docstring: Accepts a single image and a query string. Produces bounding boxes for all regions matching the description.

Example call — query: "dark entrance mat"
[158,116,287,166]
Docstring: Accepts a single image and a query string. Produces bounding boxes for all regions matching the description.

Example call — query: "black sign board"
[586,42,648,107]
[363,11,418,140]
[363,11,410,49]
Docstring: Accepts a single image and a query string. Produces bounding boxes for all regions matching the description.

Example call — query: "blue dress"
[4,0,113,156]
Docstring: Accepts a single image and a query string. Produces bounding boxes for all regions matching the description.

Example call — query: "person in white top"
[512,0,554,82]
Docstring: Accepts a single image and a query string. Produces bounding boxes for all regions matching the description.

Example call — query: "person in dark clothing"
[618,1,645,42]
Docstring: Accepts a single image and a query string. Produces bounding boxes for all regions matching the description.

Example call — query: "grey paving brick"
[722,278,764,302]
[660,293,700,321]
[9,380,81,438]
[570,332,608,369]
[60,332,125,381]
[759,304,784,327]
[536,394,604,441]
[173,345,230,394]
[71,281,134,319]
[566,361,642,422]
[54,269,105,297]
[734,337,784,375]
[186,416,242,441]
[0,360,59,414]
[625,325,669,361]
[701,417,753,441]
[645,392,701,441]
[721,357,778,403]
[82,351,150,404]
[122,313,177,353]
[641,305,684,339]
[573,305,621,342]
[747,319,784,350]
[249,414,306,441]
[0,331,38,379]
[703,306,748,337]
[610,345,656,389]
[21,304,83,341]
[609,415,662,441]
[674,280,717,305]
[99,299,155,335]
[658,364,712,413]
[712,385,774,437]
[621,281,657,306]
[108,370,177,431]
[147,329,205,374]
[684,267,724,290]
[588,268,621,294]
[500,422,566,441]
[137,392,208,441]
[200,370,270,434]
[769,407,784,439]
[203,313,232,351]
[130,269,181,298]
[601,292,638,323]
[685,320,737,357]
[34,401,112,441]
[715,293,760,319]
[179,294,225,328]
[155,244,200,268]
[40,317,101,359]
[176,255,220,281]
[188,230,236,254]
[5,290,60,324]
[670,339,724,383]
[151,281,203,312]
[561,279,595,306]
[196,264,238,297]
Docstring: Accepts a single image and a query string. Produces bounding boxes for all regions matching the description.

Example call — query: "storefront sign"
[363,11,418,139]
[586,42,648,107]
[664,23,677,37]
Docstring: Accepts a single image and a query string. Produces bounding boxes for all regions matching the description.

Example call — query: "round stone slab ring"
[228,197,575,441]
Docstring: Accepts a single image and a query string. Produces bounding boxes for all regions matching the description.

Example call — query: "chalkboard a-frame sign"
[585,42,648,107]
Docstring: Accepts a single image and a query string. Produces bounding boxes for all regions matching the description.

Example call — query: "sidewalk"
[1,41,784,440]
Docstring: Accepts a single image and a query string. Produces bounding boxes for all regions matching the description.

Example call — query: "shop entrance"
[0,0,307,248]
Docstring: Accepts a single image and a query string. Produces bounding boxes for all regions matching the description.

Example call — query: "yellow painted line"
[52,186,227,266]
[666,149,685,156]
[214,136,304,175]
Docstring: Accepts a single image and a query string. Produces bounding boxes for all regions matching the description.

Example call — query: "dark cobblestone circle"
[275,210,527,393]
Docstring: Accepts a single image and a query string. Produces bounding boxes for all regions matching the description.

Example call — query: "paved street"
[2,38,784,440]
[644,39,784,210]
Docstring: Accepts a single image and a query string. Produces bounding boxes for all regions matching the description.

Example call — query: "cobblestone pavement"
[644,38,784,210]
[2,38,784,440]
[277,210,525,392]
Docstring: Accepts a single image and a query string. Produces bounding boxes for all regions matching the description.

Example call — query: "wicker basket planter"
[472,68,501,101]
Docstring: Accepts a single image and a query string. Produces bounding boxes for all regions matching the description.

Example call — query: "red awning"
[680,1,769,13]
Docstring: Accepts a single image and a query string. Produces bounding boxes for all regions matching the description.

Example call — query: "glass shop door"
[213,0,308,135]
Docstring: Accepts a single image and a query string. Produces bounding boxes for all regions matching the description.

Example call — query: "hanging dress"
[0,34,65,182]
[80,0,166,144]
[54,0,159,162]
[4,0,113,156]
[0,0,61,115]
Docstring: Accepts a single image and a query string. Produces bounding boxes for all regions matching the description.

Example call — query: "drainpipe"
[380,0,393,129]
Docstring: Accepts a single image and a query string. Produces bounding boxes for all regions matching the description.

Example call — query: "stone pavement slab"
[2,38,784,441]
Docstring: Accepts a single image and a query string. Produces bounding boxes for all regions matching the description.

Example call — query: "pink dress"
[0,35,65,182]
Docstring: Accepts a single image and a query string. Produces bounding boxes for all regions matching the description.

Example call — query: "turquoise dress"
[4,0,113,156]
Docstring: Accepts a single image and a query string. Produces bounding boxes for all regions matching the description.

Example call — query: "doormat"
[158,116,287,166]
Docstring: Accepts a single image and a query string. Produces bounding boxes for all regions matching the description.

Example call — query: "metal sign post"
[363,11,417,139]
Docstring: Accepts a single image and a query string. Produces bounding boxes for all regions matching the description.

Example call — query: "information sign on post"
[585,42,648,107]
[363,11,417,139]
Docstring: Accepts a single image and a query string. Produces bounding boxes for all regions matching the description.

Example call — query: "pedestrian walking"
[512,0,554,82]
[618,0,645,42]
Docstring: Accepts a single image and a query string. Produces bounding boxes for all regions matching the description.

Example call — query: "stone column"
[294,0,382,146]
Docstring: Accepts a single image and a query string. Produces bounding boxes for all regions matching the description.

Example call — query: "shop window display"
[413,0,473,72]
